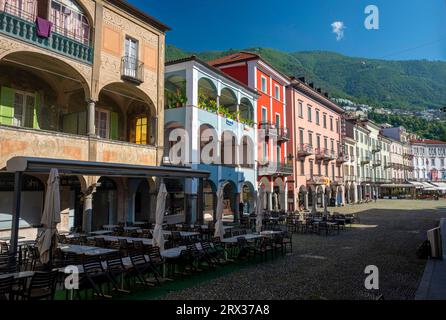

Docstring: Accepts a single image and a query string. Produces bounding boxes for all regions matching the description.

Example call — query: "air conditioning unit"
[427,227,442,259]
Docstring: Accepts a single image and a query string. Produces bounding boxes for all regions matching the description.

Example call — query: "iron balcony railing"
[0,9,93,64]
[372,146,382,153]
[259,122,277,138]
[297,143,313,158]
[373,159,382,167]
[361,156,371,165]
[336,153,350,165]
[315,148,335,162]
[121,56,144,84]
[277,127,290,142]
[258,162,293,176]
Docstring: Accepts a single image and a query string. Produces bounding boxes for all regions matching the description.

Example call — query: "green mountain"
[166,45,446,111]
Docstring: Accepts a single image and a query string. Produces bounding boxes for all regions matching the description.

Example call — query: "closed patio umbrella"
[37,168,61,265]
[256,189,265,233]
[273,192,279,212]
[214,185,225,240]
[153,182,167,251]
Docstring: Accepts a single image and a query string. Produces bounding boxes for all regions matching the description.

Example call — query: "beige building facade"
[0,0,169,236]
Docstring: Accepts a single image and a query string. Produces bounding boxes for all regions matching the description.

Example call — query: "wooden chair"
[0,275,14,301]
[19,271,59,300]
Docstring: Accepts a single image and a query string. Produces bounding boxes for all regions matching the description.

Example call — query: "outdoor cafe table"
[89,235,164,246]
[221,234,263,244]
[58,244,117,256]
[0,236,24,241]
[0,271,35,281]
[103,225,118,231]
[260,230,284,237]
[151,230,201,239]
[89,230,113,236]
[123,226,141,232]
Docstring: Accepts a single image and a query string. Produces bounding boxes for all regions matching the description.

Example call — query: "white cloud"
[331,21,346,41]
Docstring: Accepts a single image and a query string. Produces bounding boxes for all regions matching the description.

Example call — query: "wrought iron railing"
[121,56,145,84]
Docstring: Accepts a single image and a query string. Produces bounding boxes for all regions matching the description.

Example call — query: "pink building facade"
[287,78,346,211]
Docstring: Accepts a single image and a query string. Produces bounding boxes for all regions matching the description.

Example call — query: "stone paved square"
[161,200,446,300]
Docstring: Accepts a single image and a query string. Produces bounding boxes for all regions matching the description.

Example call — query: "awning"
[431,182,446,191]
[409,181,426,189]
[380,184,415,188]
[5,157,210,179]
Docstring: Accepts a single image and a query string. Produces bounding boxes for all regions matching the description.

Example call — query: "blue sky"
[128,0,446,61]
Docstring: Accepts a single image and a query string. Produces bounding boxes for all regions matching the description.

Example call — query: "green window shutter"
[78,111,87,135]
[0,87,15,125]
[110,111,118,140]
[63,113,78,134]
[33,92,40,129]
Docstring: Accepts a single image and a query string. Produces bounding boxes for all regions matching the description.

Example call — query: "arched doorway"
[241,181,255,215]
[92,177,117,230]
[222,181,237,222]
[298,185,308,211]
[134,179,153,222]
[259,178,271,210]
[273,178,285,212]
[202,179,216,223]
[316,186,325,209]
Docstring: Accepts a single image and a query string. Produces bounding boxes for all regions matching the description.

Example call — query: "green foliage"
[167,45,446,111]
[198,89,218,113]
[368,111,446,141]
[165,88,188,109]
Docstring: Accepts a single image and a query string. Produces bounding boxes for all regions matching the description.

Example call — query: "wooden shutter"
[109,111,118,140]
[0,87,15,125]
[33,92,40,129]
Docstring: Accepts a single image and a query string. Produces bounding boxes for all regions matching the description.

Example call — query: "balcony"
[362,176,373,183]
[0,9,93,64]
[277,127,290,142]
[258,162,293,177]
[259,122,277,138]
[372,146,382,154]
[403,153,414,160]
[297,143,313,159]
[121,56,145,84]
[375,178,391,184]
[373,160,382,167]
[336,153,349,165]
[361,156,371,165]
[315,148,335,162]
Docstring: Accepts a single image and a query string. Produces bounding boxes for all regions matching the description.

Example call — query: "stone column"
[87,99,96,136]
[83,193,94,234]
[234,192,241,223]
[304,192,309,210]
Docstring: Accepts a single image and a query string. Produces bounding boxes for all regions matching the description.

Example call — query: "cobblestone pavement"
[161,200,446,300]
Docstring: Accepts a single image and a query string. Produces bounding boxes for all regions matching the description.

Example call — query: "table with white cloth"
[221,234,263,244]
[89,235,164,246]
[89,230,113,236]
[102,225,118,231]
[151,230,201,240]
[58,244,117,256]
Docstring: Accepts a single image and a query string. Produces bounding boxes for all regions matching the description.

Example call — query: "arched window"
[197,78,217,112]
[239,98,254,124]
[50,0,91,45]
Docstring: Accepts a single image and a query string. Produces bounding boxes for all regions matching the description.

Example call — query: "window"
[316,135,321,150]
[324,137,328,150]
[309,160,314,177]
[275,114,280,128]
[13,91,35,128]
[330,117,334,131]
[124,36,139,78]
[323,113,327,129]
[315,109,320,125]
[308,132,313,147]
[331,140,335,153]
[307,105,312,122]
[336,119,339,133]
[317,163,322,175]
[274,85,280,100]
[299,129,304,145]
[135,116,147,145]
[300,160,305,176]
[298,101,303,118]
[261,76,267,93]
[261,107,267,124]
[95,109,109,139]
[50,0,90,45]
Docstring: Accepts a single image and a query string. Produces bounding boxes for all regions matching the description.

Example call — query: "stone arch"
[221,130,238,166]
[239,97,254,122]
[0,50,91,99]
[239,135,254,168]
[220,87,238,114]
[241,181,255,214]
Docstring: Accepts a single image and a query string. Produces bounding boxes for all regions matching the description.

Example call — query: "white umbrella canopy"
[214,185,225,240]
[37,168,61,265]
[256,189,265,233]
[273,193,279,212]
[153,182,168,251]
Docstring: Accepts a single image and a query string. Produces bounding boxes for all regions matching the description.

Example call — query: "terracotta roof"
[207,52,260,67]
[165,56,259,96]
[411,139,446,145]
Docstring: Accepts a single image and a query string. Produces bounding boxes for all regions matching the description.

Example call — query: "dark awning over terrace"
[4,157,210,254]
